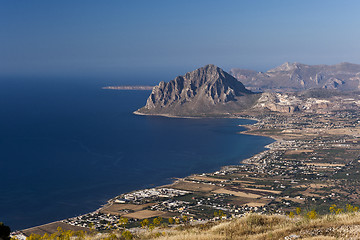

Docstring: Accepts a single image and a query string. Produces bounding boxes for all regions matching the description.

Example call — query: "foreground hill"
[22,212,360,239]
[230,62,360,92]
[148,213,360,240]
[135,64,259,117]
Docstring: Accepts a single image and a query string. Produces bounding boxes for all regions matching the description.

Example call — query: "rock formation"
[135,64,259,116]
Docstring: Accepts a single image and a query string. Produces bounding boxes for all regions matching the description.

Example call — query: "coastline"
[133,110,203,119]
[239,123,283,142]
[17,114,275,236]
[18,107,360,239]
[133,110,236,119]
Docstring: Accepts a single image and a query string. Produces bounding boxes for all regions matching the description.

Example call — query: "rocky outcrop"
[230,62,360,92]
[253,91,342,113]
[254,93,301,113]
[136,64,259,116]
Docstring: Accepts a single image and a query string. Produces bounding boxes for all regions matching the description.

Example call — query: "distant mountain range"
[135,64,259,116]
[230,62,360,92]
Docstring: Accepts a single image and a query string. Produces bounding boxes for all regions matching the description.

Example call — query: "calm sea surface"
[0,78,274,230]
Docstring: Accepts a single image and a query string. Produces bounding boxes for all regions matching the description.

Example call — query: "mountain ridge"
[230,62,360,92]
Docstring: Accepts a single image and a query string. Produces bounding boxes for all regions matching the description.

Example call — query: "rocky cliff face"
[230,62,360,92]
[136,64,258,116]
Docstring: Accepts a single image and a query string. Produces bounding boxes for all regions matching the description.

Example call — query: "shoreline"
[133,110,239,119]
[239,123,283,142]
[16,115,275,236]
[133,110,204,119]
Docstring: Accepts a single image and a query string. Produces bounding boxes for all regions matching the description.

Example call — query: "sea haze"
[0,78,274,230]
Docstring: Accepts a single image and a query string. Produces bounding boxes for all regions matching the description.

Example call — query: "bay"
[0,78,274,230]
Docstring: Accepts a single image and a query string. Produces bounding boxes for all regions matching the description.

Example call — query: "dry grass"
[21,221,88,237]
[138,212,360,240]
[32,212,360,239]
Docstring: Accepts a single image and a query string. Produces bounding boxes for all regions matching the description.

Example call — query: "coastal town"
[13,103,360,238]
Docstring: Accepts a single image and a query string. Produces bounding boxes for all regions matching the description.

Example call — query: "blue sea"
[0,78,274,230]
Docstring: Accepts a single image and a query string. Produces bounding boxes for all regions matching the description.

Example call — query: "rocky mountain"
[135,64,259,116]
[230,62,360,92]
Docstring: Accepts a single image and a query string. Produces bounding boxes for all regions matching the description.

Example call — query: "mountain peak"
[268,62,303,72]
[136,65,256,116]
[203,64,218,69]
[192,64,224,75]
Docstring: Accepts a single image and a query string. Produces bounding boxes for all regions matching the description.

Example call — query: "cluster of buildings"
[63,211,137,231]
[119,188,190,204]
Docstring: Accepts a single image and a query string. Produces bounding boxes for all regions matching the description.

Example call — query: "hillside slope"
[24,212,360,239]
[145,213,360,240]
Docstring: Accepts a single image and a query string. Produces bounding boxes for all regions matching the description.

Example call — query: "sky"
[2,0,360,82]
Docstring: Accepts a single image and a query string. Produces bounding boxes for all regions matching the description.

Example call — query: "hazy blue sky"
[2,0,360,81]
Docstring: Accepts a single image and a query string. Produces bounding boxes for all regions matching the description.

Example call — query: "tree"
[88,222,95,231]
[0,222,11,240]
[218,210,225,218]
[346,204,354,212]
[148,224,155,231]
[329,204,337,214]
[153,217,162,226]
[122,230,133,240]
[307,210,317,219]
[214,210,225,219]
[118,217,129,228]
[141,219,149,228]
[28,233,41,240]
[336,208,343,215]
